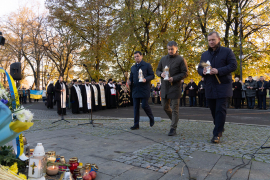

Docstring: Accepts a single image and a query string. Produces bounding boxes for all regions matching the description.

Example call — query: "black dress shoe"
[168,128,177,136]
[150,120,155,127]
[130,126,139,130]
[211,136,220,143]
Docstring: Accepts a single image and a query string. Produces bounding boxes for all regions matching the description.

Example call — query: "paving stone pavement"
[16,116,270,180]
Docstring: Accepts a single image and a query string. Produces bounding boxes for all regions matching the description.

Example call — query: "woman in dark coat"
[232,77,242,109]
[47,81,55,109]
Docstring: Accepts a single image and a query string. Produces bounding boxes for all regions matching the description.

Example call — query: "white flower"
[24,110,34,122]
[13,106,34,122]
[15,111,26,122]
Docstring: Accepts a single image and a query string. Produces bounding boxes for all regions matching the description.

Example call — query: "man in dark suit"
[128,51,155,130]
[156,41,188,136]
[198,31,237,143]
[257,76,268,110]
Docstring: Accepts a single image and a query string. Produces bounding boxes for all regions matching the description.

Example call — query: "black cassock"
[81,84,94,113]
[96,84,106,110]
[105,83,117,109]
[70,85,83,114]
[118,85,130,107]
[47,84,54,109]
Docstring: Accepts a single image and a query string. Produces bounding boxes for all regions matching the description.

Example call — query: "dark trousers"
[133,98,154,127]
[247,97,255,109]
[157,96,161,104]
[152,97,155,104]
[199,92,206,106]
[57,100,66,115]
[28,96,31,103]
[226,97,231,108]
[208,98,227,137]
[189,96,196,106]
[258,95,266,109]
[233,98,241,109]
[23,96,27,104]
[19,96,23,104]
[180,96,186,106]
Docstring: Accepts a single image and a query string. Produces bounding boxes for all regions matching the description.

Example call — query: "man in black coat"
[47,81,55,109]
[128,51,155,130]
[198,77,206,107]
[257,76,268,110]
[105,79,117,109]
[156,41,188,136]
[55,76,69,115]
[232,77,242,109]
[186,79,198,107]
[244,76,257,109]
[198,31,237,143]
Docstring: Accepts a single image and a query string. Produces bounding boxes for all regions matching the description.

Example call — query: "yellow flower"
[18,173,27,180]
[9,162,18,174]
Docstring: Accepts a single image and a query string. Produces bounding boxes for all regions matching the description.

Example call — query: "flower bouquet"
[0,85,34,146]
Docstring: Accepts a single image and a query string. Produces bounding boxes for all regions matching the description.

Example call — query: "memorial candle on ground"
[46,165,59,176]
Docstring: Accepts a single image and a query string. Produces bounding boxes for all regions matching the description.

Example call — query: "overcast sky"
[0,0,46,18]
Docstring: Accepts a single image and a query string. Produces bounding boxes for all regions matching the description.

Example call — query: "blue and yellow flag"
[0,67,20,108]
[30,90,43,99]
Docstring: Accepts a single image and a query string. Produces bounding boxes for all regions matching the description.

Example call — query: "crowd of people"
[179,75,270,110]
[15,31,261,144]
[43,77,132,116]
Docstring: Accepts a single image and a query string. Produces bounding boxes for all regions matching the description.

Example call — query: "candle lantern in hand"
[163,66,170,80]
[138,69,144,82]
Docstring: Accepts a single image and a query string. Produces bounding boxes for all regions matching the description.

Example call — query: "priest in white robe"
[81,79,93,113]
[70,79,83,114]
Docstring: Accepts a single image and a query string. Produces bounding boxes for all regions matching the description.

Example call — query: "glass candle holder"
[69,158,79,174]
[47,152,56,163]
[82,168,91,180]
[46,164,59,176]
[72,169,81,180]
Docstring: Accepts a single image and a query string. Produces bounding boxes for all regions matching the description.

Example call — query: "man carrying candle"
[197,31,237,143]
[128,51,155,130]
[156,41,188,136]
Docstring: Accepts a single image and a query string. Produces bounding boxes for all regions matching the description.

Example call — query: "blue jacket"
[129,60,155,98]
[198,46,237,99]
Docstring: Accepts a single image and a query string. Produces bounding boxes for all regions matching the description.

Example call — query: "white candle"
[47,157,56,163]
